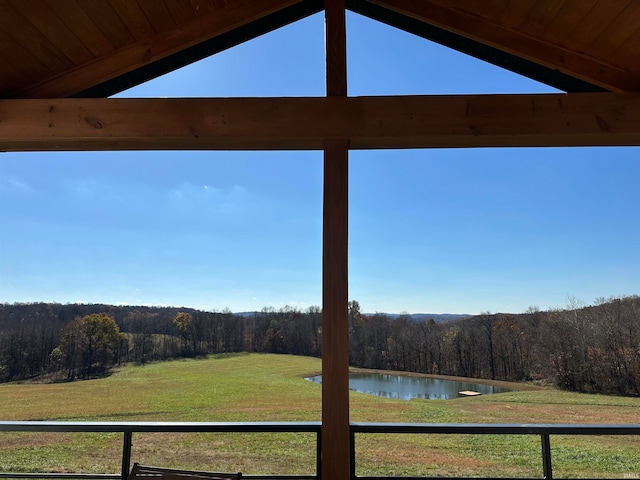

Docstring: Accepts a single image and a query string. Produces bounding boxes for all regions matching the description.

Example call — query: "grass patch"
[0,354,638,477]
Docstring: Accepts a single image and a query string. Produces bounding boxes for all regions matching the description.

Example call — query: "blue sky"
[1,12,638,314]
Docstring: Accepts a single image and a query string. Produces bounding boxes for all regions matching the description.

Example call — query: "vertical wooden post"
[322,139,349,480]
[323,1,349,479]
[325,0,347,97]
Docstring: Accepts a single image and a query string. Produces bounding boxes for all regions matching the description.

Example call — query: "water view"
[306,373,511,400]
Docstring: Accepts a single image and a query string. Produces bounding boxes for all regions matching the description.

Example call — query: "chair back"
[128,463,241,480]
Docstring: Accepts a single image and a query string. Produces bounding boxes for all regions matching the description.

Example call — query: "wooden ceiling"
[0,0,639,99]
[0,0,322,98]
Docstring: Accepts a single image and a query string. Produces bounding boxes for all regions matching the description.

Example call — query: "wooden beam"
[347,0,605,93]
[322,1,350,479]
[2,93,640,151]
[322,139,350,480]
[11,0,302,98]
[368,0,640,93]
[326,0,347,97]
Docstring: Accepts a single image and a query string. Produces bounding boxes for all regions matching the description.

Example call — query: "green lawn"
[0,353,638,478]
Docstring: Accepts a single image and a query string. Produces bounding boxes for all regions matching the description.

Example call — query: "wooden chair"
[128,463,241,480]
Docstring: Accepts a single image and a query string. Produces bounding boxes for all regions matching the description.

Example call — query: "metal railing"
[0,421,322,480]
[1,421,639,480]
[351,423,640,480]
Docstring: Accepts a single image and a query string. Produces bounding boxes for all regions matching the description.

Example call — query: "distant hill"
[364,313,470,323]
[235,311,468,322]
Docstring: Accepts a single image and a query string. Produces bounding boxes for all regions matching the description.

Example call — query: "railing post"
[121,431,133,480]
[350,427,356,480]
[316,429,322,480]
[541,433,553,480]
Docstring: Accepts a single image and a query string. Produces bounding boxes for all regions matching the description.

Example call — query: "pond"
[306,373,511,400]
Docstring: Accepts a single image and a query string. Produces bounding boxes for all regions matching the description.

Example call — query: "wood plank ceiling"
[0,0,322,98]
[1,0,639,99]
[360,0,640,92]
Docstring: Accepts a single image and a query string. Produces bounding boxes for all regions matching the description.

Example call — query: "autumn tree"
[173,312,195,356]
[415,318,442,374]
[348,300,366,367]
[57,313,124,379]
[125,311,158,365]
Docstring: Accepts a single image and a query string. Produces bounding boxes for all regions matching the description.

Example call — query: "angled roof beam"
[358,0,640,93]
[2,93,639,151]
[346,0,606,93]
[75,0,324,99]
[11,0,322,99]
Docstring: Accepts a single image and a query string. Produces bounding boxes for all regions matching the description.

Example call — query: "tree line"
[0,296,638,396]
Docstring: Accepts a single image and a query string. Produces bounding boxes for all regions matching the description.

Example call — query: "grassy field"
[0,353,638,478]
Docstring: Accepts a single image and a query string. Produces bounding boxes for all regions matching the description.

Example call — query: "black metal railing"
[351,423,640,480]
[1,421,639,480]
[0,421,321,480]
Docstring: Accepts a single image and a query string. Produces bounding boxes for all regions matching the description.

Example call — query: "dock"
[458,390,482,397]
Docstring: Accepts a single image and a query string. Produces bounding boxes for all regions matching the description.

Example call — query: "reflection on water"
[306,373,510,400]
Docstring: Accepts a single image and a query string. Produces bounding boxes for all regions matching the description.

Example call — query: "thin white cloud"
[0,177,36,194]
[168,182,255,217]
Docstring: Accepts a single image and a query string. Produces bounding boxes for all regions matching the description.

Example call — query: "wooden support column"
[325,0,347,97]
[322,138,349,480]
[322,1,350,480]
